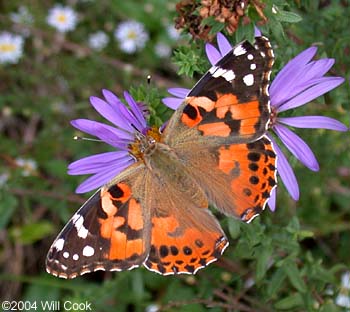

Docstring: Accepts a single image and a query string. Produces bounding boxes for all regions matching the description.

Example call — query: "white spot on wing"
[209,65,218,74]
[72,214,89,239]
[73,254,79,261]
[54,238,65,251]
[222,70,236,81]
[250,63,256,70]
[82,245,95,257]
[247,54,253,60]
[63,251,69,259]
[233,44,246,56]
[243,74,254,86]
[212,67,226,78]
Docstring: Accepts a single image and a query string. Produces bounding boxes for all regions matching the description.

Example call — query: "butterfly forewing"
[164,37,274,146]
[46,164,151,279]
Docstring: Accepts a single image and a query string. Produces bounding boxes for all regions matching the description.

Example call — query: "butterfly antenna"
[145,75,152,106]
[73,136,103,142]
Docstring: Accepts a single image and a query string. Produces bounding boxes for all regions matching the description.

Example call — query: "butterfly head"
[128,125,161,160]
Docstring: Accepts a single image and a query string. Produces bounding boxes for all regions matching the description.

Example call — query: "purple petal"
[162,97,183,110]
[75,160,133,193]
[68,151,130,175]
[278,116,348,131]
[167,88,189,98]
[71,119,130,149]
[102,89,123,107]
[124,91,146,129]
[90,96,129,131]
[205,43,222,65]
[270,47,318,107]
[254,26,262,37]
[91,94,132,132]
[216,32,231,57]
[277,77,345,113]
[267,187,276,211]
[302,58,335,82]
[268,135,300,200]
[274,124,319,171]
[102,89,142,132]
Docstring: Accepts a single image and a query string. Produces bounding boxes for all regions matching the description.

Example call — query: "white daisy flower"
[0,32,24,64]
[47,5,78,33]
[154,42,171,58]
[114,20,149,54]
[88,31,109,51]
[15,157,38,176]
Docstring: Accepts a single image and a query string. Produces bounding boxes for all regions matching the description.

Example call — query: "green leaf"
[267,268,287,297]
[275,10,303,23]
[274,293,303,310]
[234,22,255,43]
[256,245,272,282]
[227,218,241,239]
[10,221,54,244]
[173,46,207,78]
[283,260,307,293]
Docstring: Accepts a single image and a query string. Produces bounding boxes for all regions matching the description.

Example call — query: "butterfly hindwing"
[142,169,229,275]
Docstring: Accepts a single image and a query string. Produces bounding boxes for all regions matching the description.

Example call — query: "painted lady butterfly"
[46,36,277,278]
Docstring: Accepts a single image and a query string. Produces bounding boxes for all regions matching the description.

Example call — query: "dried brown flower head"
[175,0,253,41]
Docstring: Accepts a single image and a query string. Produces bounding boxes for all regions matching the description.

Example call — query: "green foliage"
[173,45,208,77]
[1,0,349,311]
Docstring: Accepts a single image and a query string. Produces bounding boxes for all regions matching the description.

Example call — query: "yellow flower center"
[0,43,16,53]
[127,31,137,40]
[57,13,67,23]
[128,126,161,160]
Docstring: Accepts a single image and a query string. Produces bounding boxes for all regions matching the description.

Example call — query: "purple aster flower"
[68,90,151,193]
[162,32,347,210]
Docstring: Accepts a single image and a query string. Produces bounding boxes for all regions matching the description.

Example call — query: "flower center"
[57,13,67,23]
[127,31,137,40]
[0,43,16,53]
[128,126,161,160]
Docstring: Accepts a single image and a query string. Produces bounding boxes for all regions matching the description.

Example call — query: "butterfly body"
[47,36,277,278]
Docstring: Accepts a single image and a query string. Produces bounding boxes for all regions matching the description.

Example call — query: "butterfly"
[46,36,276,279]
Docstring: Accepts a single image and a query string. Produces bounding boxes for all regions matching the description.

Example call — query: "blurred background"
[0,0,350,311]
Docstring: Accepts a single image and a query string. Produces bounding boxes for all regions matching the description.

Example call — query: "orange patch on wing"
[218,146,236,174]
[215,93,238,108]
[198,122,231,137]
[181,105,202,127]
[126,239,144,258]
[239,117,260,136]
[101,195,118,216]
[229,100,260,120]
[187,96,215,111]
[128,198,143,230]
